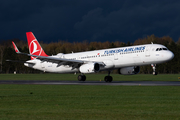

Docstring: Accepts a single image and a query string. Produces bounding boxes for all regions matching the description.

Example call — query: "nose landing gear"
[151,64,158,75]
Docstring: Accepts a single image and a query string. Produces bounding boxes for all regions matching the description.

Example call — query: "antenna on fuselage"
[151,42,153,44]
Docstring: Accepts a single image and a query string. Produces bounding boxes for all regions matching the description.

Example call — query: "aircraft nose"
[167,51,174,61]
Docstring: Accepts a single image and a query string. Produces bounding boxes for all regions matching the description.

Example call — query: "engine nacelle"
[79,63,100,73]
[118,66,140,75]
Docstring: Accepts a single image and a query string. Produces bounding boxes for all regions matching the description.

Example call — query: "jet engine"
[79,63,100,73]
[118,66,140,75]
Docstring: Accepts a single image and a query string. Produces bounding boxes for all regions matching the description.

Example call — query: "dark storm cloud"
[0,0,180,43]
[75,0,180,42]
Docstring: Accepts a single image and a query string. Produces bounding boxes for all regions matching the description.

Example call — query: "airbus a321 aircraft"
[10,32,174,82]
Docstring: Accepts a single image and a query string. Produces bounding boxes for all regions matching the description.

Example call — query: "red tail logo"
[29,40,40,55]
[26,32,48,59]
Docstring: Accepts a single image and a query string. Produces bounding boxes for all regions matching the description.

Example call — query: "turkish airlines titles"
[104,46,146,54]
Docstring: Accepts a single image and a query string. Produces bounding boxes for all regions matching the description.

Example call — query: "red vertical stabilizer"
[26,32,48,60]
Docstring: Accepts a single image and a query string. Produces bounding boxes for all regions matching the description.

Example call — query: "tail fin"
[26,32,48,60]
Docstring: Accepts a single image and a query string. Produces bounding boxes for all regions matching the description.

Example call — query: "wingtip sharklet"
[12,41,20,53]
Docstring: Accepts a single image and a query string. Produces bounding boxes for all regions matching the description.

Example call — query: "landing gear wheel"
[104,76,113,82]
[78,75,86,81]
[153,71,158,75]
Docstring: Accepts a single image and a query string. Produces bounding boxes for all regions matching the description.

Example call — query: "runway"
[0,80,180,86]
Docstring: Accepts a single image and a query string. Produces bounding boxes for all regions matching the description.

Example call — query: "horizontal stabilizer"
[6,60,35,65]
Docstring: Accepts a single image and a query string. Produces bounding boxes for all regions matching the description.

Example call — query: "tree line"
[0,34,180,74]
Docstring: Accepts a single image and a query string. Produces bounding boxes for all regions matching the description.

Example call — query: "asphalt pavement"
[0,80,180,86]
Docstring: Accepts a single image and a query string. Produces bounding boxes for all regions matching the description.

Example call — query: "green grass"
[0,74,180,119]
[0,85,180,120]
[0,73,179,81]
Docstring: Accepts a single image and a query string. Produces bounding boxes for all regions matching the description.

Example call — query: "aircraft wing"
[16,52,105,68]
[11,41,105,69]
[29,54,105,68]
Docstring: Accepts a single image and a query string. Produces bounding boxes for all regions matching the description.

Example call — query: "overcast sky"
[0,0,180,43]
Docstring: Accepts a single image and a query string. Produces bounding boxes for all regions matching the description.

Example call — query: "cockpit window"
[162,48,168,50]
[156,48,168,51]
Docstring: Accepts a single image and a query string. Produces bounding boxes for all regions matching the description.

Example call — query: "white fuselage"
[24,44,174,73]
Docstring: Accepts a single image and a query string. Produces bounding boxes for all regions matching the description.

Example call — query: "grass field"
[0,85,180,120]
[0,74,180,119]
[0,73,180,81]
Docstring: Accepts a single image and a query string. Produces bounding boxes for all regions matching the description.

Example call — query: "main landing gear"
[77,72,113,82]
[78,74,86,81]
[151,64,158,75]
[104,71,113,82]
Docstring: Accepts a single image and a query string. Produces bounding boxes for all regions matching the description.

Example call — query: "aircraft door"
[41,62,45,68]
[114,53,118,60]
[145,46,151,57]
[41,61,48,72]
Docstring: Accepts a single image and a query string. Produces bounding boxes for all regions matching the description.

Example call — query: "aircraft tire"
[153,72,158,75]
[78,75,86,81]
[104,76,113,82]
[82,75,86,81]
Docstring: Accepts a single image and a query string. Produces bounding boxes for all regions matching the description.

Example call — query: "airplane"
[9,32,174,82]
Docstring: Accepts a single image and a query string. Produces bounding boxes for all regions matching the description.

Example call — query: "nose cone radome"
[166,51,174,61]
